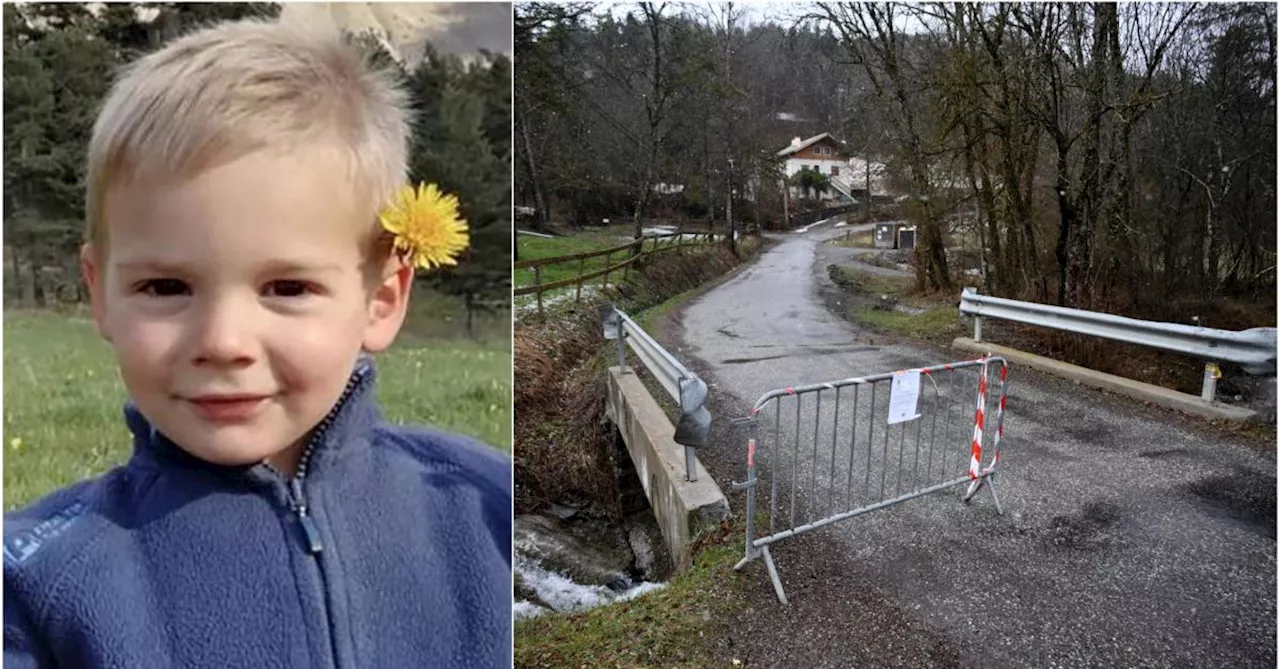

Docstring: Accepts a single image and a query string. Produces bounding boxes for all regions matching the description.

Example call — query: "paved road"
[674,228,1276,668]
[817,221,914,279]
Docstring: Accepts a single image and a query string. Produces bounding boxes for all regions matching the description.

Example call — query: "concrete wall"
[605,367,730,573]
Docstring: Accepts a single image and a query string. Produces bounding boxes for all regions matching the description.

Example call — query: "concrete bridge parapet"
[605,366,730,572]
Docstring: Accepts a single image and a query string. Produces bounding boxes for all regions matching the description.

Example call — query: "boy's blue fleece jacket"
[3,358,512,668]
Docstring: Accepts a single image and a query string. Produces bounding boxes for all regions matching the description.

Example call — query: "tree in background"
[3,2,281,306]
[514,2,593,233]
[3,2,512,334]
[407,47,513,337]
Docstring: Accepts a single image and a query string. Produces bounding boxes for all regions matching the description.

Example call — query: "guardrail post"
[680,372,698,481]
[601,305,626,370]
[616,320,627,370]
[1201,361,1220,402]
[963,287,982,342]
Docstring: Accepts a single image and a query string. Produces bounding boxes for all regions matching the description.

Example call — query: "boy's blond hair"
[85,17,411,252]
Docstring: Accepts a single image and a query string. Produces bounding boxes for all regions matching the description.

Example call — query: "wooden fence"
[514,230,719,318]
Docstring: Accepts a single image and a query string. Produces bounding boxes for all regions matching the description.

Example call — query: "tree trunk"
[1053,137,1074,307]
[517,109,550,231]
[632,153,655,255]
[726,168,738,257]
[864,153,871,221]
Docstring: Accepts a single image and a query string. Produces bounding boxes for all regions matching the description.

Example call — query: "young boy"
[4,18,512,669]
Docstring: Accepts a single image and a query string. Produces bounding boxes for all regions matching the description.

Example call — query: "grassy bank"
[514,239,767,666]
[515,532,743,668]
[824,229,874,248]
[515,237,763,514]
[3,299,511,510]
[827,265,962,344]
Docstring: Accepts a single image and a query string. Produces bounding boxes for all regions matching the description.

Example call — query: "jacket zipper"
[278,364,368,668]
[283,366,368,553]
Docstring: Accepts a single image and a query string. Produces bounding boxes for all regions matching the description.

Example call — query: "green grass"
[829,264,910,296]
[3,301,511,510]
[829,265,961,342]
[824,230,874,248]
[515,227,636,289]
[635,286,697,333]
[857,306,960,340]
[398,290,510,346]
[514,543,742,668]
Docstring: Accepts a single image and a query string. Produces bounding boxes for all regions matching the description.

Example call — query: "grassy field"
[3,296,511,511]
[514,226,637,290]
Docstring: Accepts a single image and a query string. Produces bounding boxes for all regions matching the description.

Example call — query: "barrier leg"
[762,545,788,605]
[961,472,1003,515]
[732,421,760,569]
[962,477,984,503]
[985,473,1004,516]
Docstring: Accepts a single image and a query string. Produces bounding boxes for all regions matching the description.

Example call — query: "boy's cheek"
[107,320,175,367]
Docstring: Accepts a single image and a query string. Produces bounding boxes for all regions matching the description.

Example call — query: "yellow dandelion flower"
[378,182,470,270]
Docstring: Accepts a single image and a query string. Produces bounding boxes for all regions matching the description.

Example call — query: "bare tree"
[816,1,953,292]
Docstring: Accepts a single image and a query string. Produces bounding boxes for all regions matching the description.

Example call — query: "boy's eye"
[264,280,311,298]
[138,279,190,297]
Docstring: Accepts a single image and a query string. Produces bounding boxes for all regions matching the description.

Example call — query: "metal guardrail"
[959,287,1278,401]
[600,305,711,481]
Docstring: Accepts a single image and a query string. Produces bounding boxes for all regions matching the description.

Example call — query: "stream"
[513,507,672,621]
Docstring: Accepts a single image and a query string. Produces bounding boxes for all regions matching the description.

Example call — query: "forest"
[515,2,1276,321]
[4,2,512,329]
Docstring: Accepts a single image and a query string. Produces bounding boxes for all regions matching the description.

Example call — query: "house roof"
[775,133,840,158]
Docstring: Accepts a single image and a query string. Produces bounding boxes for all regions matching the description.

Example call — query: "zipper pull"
[289,479,324,555]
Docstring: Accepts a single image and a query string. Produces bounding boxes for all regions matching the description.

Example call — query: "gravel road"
[667,227,1276,668]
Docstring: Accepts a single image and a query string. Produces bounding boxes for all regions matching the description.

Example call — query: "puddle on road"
[1044,501,1123,551]
[1181,470,1277,539]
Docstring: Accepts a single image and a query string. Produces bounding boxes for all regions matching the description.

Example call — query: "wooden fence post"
[533,265,544,319]
[575,256,585,303]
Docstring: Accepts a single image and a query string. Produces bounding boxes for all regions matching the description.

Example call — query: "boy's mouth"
[186,394,270,422]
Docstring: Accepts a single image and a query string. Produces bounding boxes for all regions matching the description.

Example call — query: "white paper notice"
[887,371,921,425]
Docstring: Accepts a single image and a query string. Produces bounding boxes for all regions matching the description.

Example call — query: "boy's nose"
[191,296,257,367]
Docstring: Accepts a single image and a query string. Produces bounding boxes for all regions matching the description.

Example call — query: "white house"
[775,133,857,202]
[775,133,893,203]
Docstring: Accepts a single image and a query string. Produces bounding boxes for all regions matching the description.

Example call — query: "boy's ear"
[363,258,413,352]
[79,243,111,342]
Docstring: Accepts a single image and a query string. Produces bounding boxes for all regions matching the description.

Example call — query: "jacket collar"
[125,355,383,485]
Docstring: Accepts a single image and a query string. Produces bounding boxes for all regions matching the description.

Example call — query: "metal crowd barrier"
[731,356,1009,604]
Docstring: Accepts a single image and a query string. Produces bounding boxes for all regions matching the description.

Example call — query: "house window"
[831,166,840,176]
